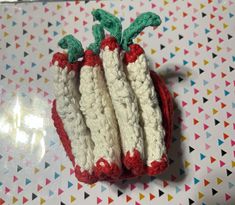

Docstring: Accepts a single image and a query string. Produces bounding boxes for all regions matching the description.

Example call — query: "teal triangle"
[194,177,200,184]
[218,139,224,146]
[54,172,60,179]
[56,21,61,26]
[129,5,134,11]
[49,190,54,196]
[68,181,73,188]
[224,90,229,96]
[229,13,234,18]
[170,53,175,58]
[232,56,235,62]
[200,153,206,160]
[165,17,169,22]
[31,62,36,67]
[190,80,195,86]
[175,186,181,193]
[183,60,188,65]
[11,54,16,59]
[6,64,11,70]
[22,9,27,15]
[179,168,185,175]
[101,185,107,192]
[25,178,31,185]
[188,40,193,45]
[163,26,168,32]
[205,28,210,34]
[0,182,2,187]
[53,31,58,36]
[12,21,17,26]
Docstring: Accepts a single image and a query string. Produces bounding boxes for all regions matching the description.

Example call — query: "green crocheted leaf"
[58,34,84,63]
[88,24,105,54]
[92,9,122,44]
[122,12,162,51]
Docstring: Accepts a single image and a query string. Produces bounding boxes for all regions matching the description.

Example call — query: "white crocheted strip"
[52,62,94,173]
[79,64,121,167]
[126,54,166,164]
[100,47,145,159]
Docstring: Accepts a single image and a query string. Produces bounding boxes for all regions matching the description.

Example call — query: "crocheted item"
[50,9,173,184]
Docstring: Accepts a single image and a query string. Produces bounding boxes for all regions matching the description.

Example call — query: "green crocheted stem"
[87,24,105,54]
[58,34,84,63]
[122,12,162,51]
[92,9,122,44]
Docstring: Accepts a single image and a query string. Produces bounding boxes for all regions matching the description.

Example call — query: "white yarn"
[52,62,94,173]
[100,47,145,158]
[125,54,166,164]
[79,64,121,168]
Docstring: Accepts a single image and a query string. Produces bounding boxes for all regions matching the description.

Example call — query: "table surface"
[0,1,235,205]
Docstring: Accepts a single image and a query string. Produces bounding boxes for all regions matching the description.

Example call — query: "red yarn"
[146,154,168,176]
[52,100,98,184]
[100,36,120,51]
[82,50,102,67]
[124,44,144,64]
[94,158,122,180]
[123,149,144,176]
[51,52,81,74]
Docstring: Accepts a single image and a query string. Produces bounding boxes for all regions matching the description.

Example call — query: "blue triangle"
[206,132,211,138]
[163,26,168,32]
[31,62,36,68]
[165,17,169,22]
[229,13,234,18]
[25,178,31,185]
[54,172,60,179]
[85,27,89,32]
[218,139,224,146]
[200,153,206,160]
[12,21,17,26]
[110,3,115,8]
[50,140,55,146]
[184,88,189,94]
[11,54,16,60]
[214,63,219,69]
[33,23,38,28]
[183,60,188,65]
[120,17,125,22]
[224,90,230,96]
[53,31,58,36]
[101,185,107,192]
[170,53,175,58]
[175,186,181,193]
[49,190,54,196]
[203,80,208,85]
[232,56,235,62]
[148,32,153,38]
[194,23,199,28]
[190,80,196,86]
[68,181,73,188]
[228,182,234,189]
[194,177,200,184]
[22,10,27,15]
[232,103,235,108]
[129,5,134,11]
[56,21,61,26]
[179,168,185,175]
[188,40,194,46]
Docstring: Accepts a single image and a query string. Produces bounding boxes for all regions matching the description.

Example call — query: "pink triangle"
[205,143,210,150]
[13,176,18,182]
[45,178,51,185]
[219,160,225,167]
[226,112,232,118]
[194,88,199,94]
[231,140,235,146]
[205,114,210,120]
[198,107,203,113]
[182,101,187,107]
[135,202,141,205]
[185,184,191,191]
[18,186,23,193]
[194,133,200,140]
[195,165,200,171]
[58,188,63,195]
[130,184,136,191]
[97,197,102,204]
[207,167,212,173]
[225,193,231,201]
[37,184,43,191]
[22,197,28,204]
[203,124,209,130]
[143,183,149,190]
[5,187,10,194]
[185,111,190,117]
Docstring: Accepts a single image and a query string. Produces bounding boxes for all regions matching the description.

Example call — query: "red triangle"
[97,197,102,204]
[192,98,197,104]
[143,183,149,189]
[224,121,229,127]
[194,133,200,140]
[163,180,168,187]
[74,16,79,22]
[18,186,23,193]
[183,12,188,17]
[0,198,5,205]
[149,193,155,200]
[193,119,199,125]
[126,195,132,202]
[22,197,28,204]
[221,102,226,108]
[185,184,191,191]
[108,197,113,204]
[204,179,210,186]
[173,92,178,98]
[130,184,136,190]
[100,3,105,8]
[13,176,18,182]
[5,187,10,194]
[223,133,229,140]
[221,72,226,78]
[195,165,200,171]
[210,156,216,163]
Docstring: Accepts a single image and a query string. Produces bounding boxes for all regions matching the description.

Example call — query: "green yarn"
[92,9,122,44]
[58,34,84,63]
[121,12,162,51]
[88,24,105,54]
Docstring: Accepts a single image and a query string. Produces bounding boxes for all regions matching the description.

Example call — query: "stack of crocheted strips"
[51,9,173,184]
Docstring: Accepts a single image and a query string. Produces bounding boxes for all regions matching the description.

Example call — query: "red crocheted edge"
[83,50,102,67]
[124,44,145,64]
[100,36,120,51]
[52,100,98,184]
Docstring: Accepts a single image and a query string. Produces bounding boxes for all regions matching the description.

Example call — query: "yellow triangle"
[175,46,180,52]
[12,196,18,204]
[217,46,221,51]
[57,4,61,10]
[4,32,8,37]
[222,5,227,11]
[19,77,24,82]
[203,59,209,65]
[136,37,142,43]
[200,4,205,9]
[114,9,118,16]
[34,167,39,174]
[223,23,228,29]
[39,53,44,59]
[151,49,156,54]
[70,195,76,203]
[44,78,49,83]
[180,135,187,141]
[139,193,145,200]
[207,89,212,95]
[184,160,191,168]
[168,194,173,201]
[6,14,12,19]
[26,42,31,48]
[187,71,192,77]
[216,178,223,184]
[198,192,204,199]
[62,30,67,36]
[40,198,45,205]
[171,25,176,31]
[60,164,65,171]
[164,0,169,6]
[212,108,218,115]
[232,161,235,167]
